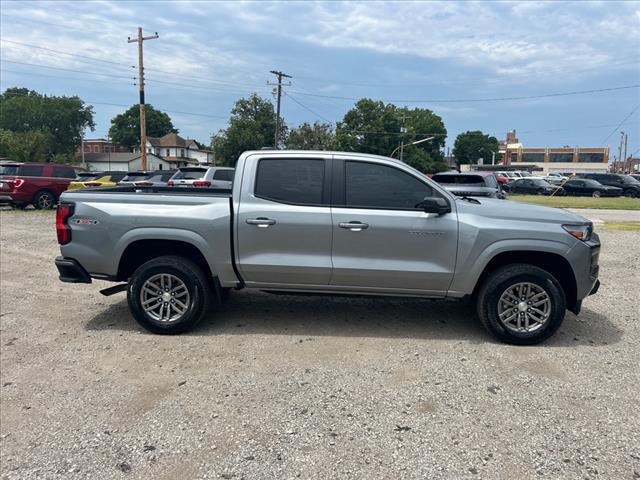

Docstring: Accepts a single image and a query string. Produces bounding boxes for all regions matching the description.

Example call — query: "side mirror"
[416,197,451,215]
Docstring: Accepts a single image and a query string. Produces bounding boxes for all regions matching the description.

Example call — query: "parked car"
[503,178,564,196]
[133,170,177,187]
[0,162,84,209]
[542,173,568,185]
[495,171,520,181]
[432,172,504,198]
[167,166,234,189]
[117,171,153,187]
[562,179,622,198]
[480,170,509,184]
[68,171,128,190]
[580,173,640,197]
[55,150,601,345]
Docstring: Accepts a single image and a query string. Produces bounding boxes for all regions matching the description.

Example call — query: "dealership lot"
[1,210,639,479]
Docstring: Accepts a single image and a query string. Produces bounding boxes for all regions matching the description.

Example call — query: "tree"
[212,93,287,166]
[108,104,177,150]
[0,129,53,162]
[0,87,94,156]
[335,99,448,173]
[452,130,499,166]
[286,121,337,150]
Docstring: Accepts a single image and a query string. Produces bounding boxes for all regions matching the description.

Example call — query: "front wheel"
[127,255,212,334]
[592,190,601,198]
[476,264,566,345]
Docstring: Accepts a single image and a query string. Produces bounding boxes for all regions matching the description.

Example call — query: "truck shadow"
[85,290,622,346]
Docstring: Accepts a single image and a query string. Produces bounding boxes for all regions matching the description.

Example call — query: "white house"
[84,152,187,172]
[139,133,214,165]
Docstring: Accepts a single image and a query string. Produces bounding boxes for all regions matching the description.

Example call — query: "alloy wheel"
[497,282,551,333]
[140,273,191,323]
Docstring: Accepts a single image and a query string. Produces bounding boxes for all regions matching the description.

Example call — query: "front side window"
[344,161,432,210]
[255,158,325,205]
[52,166,76,178]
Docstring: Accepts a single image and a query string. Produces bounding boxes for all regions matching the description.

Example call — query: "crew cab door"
[329,158,458,295]
[236,155,333,286]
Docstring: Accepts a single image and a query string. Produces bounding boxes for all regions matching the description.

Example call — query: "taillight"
[56,203,74,245]
[193,180,211,187]
[167,180,174,186]
[134,181,153,186]
[12,178,25,188]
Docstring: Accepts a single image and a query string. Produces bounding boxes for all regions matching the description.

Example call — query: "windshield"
[172,168,207,180]
[75,173,102,181]
[0,165,20,176]
[621,175,639,185]
[433,175,485,185]
[121,173,151,182]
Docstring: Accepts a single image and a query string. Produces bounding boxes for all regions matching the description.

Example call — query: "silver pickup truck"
[55,150,600,344]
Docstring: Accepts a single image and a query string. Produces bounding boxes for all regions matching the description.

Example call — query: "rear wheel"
[127,255,211,334]
[624,189,638,198]
[477,264,566,345]
[592,190,601,198]
[33,190,55,209]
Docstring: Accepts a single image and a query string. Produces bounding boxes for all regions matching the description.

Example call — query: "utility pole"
[623,132,628,173]
[618,131,625,173]
[398,114,410,162]
[128,27,159,171]
[268,70,291,149]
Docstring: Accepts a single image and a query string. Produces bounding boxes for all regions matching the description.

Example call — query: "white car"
[543,173,569,185]
[168,166,235,189]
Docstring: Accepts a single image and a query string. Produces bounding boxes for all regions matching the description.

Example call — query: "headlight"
[562,224,592,242]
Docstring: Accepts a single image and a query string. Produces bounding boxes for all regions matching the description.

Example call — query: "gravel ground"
[1,209,639,480]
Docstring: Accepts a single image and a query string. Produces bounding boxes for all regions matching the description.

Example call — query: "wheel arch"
[117,238,214,282]
[472,250,577,312]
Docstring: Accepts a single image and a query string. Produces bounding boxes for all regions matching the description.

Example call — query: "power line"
[284,92,333,123]
[0,88,229,119]
[601,104,640,144]
[288,84,640,104]
[0,39,133,67]
[0,59,135,80]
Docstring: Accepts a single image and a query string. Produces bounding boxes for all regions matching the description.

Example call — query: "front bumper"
[55,256,92,283]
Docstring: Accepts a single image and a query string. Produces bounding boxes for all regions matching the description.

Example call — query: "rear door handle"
[246,217,276,227]
[339,221,369,231]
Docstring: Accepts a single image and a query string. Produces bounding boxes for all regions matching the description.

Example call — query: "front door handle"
[246,217,276,228]
[339,221,369,231]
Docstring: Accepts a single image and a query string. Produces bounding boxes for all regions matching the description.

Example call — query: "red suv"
[0,162,85,209]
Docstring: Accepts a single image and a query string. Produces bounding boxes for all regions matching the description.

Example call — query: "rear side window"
[52,166,77,178]
[255,158,324,205]
[18,165,44,177]
[173,168,207,180]
[212,169,234,181]
[344,161,432,210]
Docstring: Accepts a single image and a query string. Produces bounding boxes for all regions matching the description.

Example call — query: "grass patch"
[509,195,640,210]
[602,221,640,231]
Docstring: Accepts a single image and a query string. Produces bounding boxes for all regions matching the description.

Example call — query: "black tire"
[476,263,566,345]
[592,190,601,198]
[127,255,211,334]
[33,190,56,209]
[625,189,638,198]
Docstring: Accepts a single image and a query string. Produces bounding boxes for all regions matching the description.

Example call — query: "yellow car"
[67,171,128,190]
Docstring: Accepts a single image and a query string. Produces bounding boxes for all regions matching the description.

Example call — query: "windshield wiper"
[456,195,481,204]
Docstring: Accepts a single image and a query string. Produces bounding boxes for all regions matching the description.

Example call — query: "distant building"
[76,138,129,157]
[498,130,609,174]
[83,152,178,172]
[137,133,214,165]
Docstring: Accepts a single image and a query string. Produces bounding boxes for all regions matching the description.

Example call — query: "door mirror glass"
[416,197,451,215]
